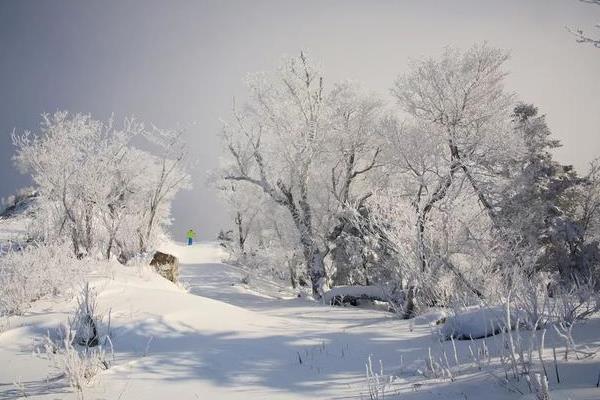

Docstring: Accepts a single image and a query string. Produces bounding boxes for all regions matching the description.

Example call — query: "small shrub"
[70,283,100,347]
[37,284,113,399]
[365,355,397,400]
[0,242,85,316]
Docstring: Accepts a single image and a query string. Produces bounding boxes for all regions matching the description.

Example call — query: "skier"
[186,229,197,246]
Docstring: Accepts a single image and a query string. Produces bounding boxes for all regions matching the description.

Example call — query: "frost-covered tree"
[326,82,384,208]
[580,159,600,242]
[219,54,389,295]
[220,53,330,295]
[136,128,191,253]
[390,43,514,275]
[496,104,599,286]
[218,44,599,315]
[324,82,388,286]
[216,180,264,257]
[217,178,308,288]
[13,112,190,260]
[567,0,600,48]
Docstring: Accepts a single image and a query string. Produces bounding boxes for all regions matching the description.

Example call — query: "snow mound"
[413,309,448,326]
[440,305,518,340]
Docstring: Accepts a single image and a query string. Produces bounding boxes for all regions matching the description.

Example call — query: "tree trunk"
[278,178,327,297]
[289,258,298,289]
[106,236,114,260]
[415,158,460,272]
[417,212,428,272]
[235,211,245,253]
[303,243,326,296]
[403,286,417,319]
[144,205,157,251]
[447,135,497,225]
[71,227,80,258]
[84,208,93,254]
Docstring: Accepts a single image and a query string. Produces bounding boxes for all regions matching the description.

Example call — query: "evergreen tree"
[497,104,596,284]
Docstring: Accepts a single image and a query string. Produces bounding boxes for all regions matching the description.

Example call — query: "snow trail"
[92,241,411,399]
[3,241,599,399]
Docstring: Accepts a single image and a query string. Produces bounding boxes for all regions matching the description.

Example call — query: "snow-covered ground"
[1,240,600,399]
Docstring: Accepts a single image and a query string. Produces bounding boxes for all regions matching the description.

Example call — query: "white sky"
[1,0,599,239]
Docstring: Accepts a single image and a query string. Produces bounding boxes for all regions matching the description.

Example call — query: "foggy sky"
[1,0,599,240]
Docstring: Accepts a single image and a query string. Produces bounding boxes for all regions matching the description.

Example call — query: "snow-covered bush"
[364,356,398,400]
[71,283,101,347]
[328,206,400,288]
[38,284,112,398]
[527,372,551,400]
[0,242,84,316]
[232,249,300,289]
[553,278,600,326]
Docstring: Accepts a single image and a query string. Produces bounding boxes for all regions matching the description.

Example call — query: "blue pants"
[188,238,192,245]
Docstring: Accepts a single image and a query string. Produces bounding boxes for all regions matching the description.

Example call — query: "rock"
[150,251,179,283]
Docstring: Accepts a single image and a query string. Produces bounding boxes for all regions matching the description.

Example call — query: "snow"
[439,305,519,340]
[413,309,448,326]
[521,388,600,400]
[1,239,599,399]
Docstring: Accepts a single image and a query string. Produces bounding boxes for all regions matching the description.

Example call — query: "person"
[186,229,197,245]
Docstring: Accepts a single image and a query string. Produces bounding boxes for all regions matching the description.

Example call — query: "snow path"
[149,241,410,398]
[2,241,600,399]
[79,241,430,400]
[0,242,415,400]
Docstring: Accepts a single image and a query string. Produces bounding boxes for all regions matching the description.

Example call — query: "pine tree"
[497,104,594,284]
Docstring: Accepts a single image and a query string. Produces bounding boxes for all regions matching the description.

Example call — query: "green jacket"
[186,230,197,239]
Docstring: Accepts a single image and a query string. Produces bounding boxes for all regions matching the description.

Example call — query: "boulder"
[150,251,179,283]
